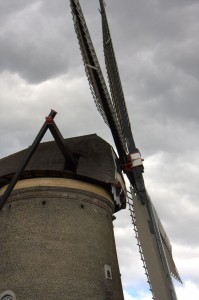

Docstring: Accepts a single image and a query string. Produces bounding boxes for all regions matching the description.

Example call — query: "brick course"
[0,184,124,300]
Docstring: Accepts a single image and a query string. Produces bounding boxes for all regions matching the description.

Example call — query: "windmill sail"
[70,1,181,299]
[152,202,182,282]
[128,190,181,300]
[70,0,128,163]
[99,0,148,206]
[99,0,135,154]
[99,1,182,295]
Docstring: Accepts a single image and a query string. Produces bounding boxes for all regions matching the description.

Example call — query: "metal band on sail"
[70,0,128,161]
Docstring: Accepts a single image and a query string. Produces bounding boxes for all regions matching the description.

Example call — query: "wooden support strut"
[0,109,77,211]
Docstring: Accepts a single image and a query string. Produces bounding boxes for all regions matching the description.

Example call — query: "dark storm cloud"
[0,0,81,83]
[0,0,199,299]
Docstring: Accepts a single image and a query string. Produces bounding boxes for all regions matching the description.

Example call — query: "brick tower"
[0,134,125,300]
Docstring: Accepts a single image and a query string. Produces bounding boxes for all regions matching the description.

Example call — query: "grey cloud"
[0,1,80,83]
[144,151,199,247]
[158,0,199,10]
[40,0,69,17]
[0,0,199,298]
[0,0,30,19]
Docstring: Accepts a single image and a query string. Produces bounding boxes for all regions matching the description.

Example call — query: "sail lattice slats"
[70,0,128,160]
[148,199,182,283]
[99,0,148,196]
[126,189,155,300]
[153,207,182,283]
[71,1,108,125]
[128,188,181,299]
[99,0,136,153]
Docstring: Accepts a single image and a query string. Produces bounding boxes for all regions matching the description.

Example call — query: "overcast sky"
[0,0,199,299]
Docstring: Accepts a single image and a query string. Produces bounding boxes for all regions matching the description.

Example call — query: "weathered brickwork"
[0,185,124,300]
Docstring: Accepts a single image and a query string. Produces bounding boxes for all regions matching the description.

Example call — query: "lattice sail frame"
[70,1,182,299]
[70,0,128,156]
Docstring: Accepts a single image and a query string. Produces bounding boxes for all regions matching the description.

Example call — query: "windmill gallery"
[0,1,182,300]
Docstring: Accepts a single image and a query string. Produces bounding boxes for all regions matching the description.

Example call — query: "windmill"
[69,0,182,299]
[0,1,182,300]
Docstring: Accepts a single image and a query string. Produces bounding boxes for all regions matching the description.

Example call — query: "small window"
[0,291,16,300]
[104,264,112,280]
[2,296,13,300]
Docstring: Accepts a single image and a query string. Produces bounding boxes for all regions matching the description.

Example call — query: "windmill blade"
[128,189,181,300]
[99,0,136,153]
[70,0,128,162]
[153,205,182,282]
[70,0,146,201]
[98,0,149,201]
[70,2,181,299]
[98,5,181,294]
